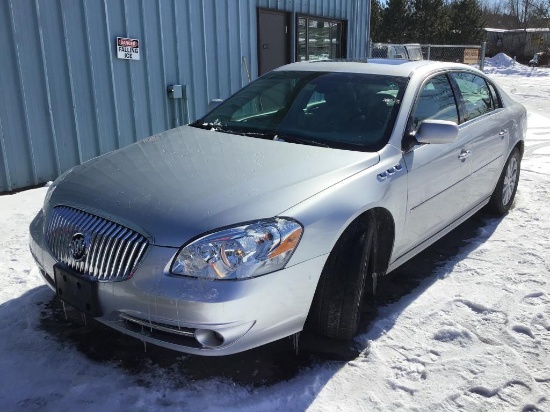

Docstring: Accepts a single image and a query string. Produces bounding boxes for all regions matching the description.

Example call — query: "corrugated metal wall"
[0,0,369,192]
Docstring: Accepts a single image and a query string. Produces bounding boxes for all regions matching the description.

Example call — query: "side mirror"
[415,119,459,145]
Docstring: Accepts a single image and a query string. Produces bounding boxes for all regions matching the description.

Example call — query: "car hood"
[49,126,380,246]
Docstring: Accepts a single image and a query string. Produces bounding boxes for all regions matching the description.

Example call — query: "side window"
[450,72,494,121]
[410,74,458,131]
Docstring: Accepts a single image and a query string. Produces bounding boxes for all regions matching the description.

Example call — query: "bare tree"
[481,0,548,28]
[508,0,527,28]
[534,0,550,25]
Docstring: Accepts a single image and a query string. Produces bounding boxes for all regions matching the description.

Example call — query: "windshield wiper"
[191,123,329,147]
[191,122,217,130]
[191,122,276,139]
[220,128,276,140]
[275,134,330,148]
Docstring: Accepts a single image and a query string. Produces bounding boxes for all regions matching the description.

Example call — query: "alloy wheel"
[502,157,518,205]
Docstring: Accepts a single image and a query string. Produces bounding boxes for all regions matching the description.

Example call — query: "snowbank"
[484,52,550,77]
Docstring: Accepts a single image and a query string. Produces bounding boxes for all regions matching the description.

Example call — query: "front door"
[258,9,290,76]
[401,74,471,250]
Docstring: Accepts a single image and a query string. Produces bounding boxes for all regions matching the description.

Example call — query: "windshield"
[191,71,408,152]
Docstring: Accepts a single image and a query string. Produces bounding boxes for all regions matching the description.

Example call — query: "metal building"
[485,28,550,61]
[0,0,370,193]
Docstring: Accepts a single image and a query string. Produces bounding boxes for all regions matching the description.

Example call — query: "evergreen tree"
[410,0,451,43]
[449,0,486,44]
[370,0,385,42]
[380,0,413,43]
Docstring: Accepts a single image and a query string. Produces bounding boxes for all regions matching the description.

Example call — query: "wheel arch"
[304,206,396,338]
[326,206,395,289]
[515,140,524,157]
[369,207,395,280]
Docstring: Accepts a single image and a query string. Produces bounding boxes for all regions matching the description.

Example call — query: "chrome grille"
[45,206,149,281]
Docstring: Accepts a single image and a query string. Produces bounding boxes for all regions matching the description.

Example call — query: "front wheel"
[487,148,521,215]
[306,218,375,340]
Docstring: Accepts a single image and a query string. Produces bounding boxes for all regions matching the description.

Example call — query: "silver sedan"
[30,60,526,355]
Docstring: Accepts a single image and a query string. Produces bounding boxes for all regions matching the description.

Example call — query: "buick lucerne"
[30,60,526,355]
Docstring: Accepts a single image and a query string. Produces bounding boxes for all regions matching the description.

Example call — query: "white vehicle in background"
[371,43,424,60]
[403,43,423,60]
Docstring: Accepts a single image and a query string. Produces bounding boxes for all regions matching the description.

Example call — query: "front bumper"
[30,210,326,355]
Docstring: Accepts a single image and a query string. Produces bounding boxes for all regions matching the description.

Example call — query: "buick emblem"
[69,233,87,261]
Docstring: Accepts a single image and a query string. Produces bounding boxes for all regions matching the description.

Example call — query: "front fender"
[283,145,407,267]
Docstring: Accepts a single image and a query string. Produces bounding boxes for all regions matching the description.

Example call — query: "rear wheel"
[306,218,375,340]
[487,148,521,215]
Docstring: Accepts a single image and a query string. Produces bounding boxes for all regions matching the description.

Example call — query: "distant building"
[0,0,370,193]
[485,28,550,61]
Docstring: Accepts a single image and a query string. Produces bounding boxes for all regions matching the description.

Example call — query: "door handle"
[458,149,472,160]
[499,129,508,137]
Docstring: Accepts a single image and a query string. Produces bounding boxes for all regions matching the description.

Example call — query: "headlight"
[171,218,303,280]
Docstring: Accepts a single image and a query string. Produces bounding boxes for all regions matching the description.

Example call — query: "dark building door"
[258,9,290,76]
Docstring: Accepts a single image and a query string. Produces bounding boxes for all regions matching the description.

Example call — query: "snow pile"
[487,52,517,68]
[484,52,550,77]
[1,75,550,411]
[487,57,550,117]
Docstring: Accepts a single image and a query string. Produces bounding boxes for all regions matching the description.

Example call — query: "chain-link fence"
[368,42,487,71]
[421,44,487,71]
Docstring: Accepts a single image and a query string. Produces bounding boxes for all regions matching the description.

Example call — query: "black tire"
[306,217,375,340]
[487,148,521,215]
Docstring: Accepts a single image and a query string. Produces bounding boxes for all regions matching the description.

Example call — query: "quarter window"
[487,82,503,109]
[450,72,494,121]
[410,74,459,131]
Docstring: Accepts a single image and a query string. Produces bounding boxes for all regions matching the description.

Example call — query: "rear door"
[449,72,508,211]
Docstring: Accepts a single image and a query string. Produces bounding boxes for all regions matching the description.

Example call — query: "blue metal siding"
[39,0,82,171]
[0,0,369,192]
[1,0,35,190]
[12,0,53,185]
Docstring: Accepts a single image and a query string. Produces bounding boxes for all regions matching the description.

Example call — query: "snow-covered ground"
[1,55,549,411]
[484,53,550,118]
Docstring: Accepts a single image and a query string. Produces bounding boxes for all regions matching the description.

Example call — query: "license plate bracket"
[54,265,102,317]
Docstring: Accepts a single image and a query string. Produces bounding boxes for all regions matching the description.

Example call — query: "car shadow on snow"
[37,210,503,388]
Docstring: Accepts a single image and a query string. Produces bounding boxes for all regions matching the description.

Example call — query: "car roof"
[274,59,477,78]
